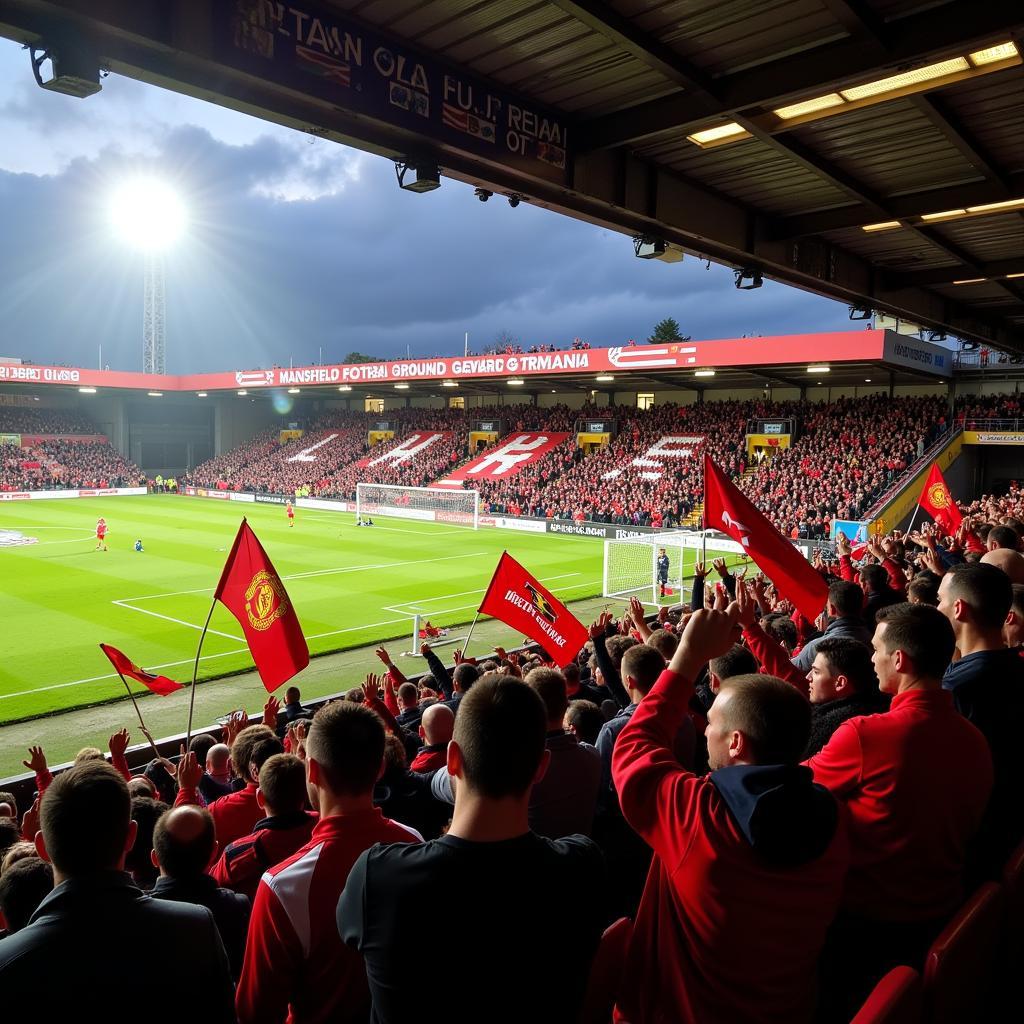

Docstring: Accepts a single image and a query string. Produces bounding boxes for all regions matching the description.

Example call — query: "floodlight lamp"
[30,43,101,98]
[475,188,493,202]
[927,330,948,342]
[734,267,763,289]
[395,161,441,193]
[634,236,667,260]
[507,194,522,208]
[110,178,187,251]
[849,306,873,320]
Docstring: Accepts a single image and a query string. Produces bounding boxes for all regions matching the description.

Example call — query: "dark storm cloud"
[0,123,851,372]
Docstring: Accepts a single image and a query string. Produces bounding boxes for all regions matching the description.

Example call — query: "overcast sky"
[0,38,853,373]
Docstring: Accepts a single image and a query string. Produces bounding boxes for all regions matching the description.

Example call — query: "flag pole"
[114,671,161,759]
[186,597,218,748]
[460,611,482,660]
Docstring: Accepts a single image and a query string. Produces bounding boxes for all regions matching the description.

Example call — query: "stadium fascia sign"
[547,520,654,540]
[213,0,570,187]
[5,330,940,392]
[0,487,147,501]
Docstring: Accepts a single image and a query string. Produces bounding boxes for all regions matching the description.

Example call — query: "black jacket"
[151,873,251,979]
[0,871,235,1022]
[804,692,886,758]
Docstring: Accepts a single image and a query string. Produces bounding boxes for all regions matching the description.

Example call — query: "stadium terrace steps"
[432,431,571,490]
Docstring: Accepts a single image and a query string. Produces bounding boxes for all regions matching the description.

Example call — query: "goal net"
[602,530,749,606]
[355,483,480,529]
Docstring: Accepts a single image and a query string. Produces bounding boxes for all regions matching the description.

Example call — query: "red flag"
[100,643,183,696]
[918,463,963,535]
[215,520,309,692]
[703,454,828,623]
[478,552,588,668]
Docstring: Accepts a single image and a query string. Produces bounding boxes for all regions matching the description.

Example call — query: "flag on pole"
[478,552,588,668]
[214,519,309,692]
[917,463,963,535]
[703,454,828,622]
[99,643,184,696]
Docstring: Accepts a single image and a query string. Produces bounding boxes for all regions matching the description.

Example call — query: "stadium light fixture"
[1007,273,1024,280]
[441,381,458,387]
[734,267,763,289]
[861,221,901,232]
[147,391,163,397]
[474,188,493,202]
[78,386,97,393]
[687,42,1019,147]
[507,378,524,386]
[952,278,986,285]
[807,365,830,373]
[596,374,615,382]
[196,392,207,397]
[864,378,872,382]
[237,389,247,395]
[338,385,352,392]
[287,387,300,394]
[921,209,967,222]
[30,42,101,98]
[395,161,441,193]
[849,306,873,320]
[394,383,409,389]
[109,178,187,251]
[695,369,716,377]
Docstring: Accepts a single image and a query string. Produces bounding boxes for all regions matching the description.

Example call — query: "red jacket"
[612,669,849,1024]
[236,810,421,1024]
[805,687,993,921]
[210,811,318,901]
[409,745,447,773]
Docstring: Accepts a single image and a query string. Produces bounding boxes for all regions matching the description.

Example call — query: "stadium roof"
[1,1,1022,349]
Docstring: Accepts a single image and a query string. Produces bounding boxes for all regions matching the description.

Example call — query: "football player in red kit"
[95,517,108,552]
[286,501,295,528]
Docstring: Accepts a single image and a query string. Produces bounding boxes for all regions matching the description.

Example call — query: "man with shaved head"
[409,703,454,773]
[151,804,250,978]
[981,546,1024,584]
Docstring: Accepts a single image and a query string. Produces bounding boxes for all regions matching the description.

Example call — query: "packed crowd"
[186,395,953,537]
[1,498,1021,1022]
[0,439,144,491]
[955,391,1024,426]
[0,407,97,434]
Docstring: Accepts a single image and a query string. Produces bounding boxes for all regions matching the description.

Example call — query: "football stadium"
[1,2,1023,1021]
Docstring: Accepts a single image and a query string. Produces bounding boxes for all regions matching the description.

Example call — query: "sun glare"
[109,178,187,251]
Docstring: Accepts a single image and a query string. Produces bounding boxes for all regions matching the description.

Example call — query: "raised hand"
[735,581,757,630]
[375,646,393,667]
[493,646,508,661]
[262,696,280,732]
[22,745,47,775]
[108,728,130,759]
[835,531,851,557]
[657,606,670,624]
[588,611,614,640]
[671,602,743,679]
[712,557,731,578]
[453,649,465,665]
[693,561,708,578]
[177,745,203,790]
[362,673,383,704]
[921,547,946,576]
[22,797,40,842]
[419,642,432,656]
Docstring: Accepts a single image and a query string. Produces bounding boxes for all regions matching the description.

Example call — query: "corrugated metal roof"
[934,214,1024,263]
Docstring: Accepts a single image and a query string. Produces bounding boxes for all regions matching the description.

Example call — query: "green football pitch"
[0,495,744,726]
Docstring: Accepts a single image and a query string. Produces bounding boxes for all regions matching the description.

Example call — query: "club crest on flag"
[245,570,289,631]
[721,510,751,547]
[524,583,557,623]
[927,483,951,509]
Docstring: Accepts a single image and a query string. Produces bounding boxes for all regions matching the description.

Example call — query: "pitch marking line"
[3,576,604,702]
[382,573,582,616]
[114,551,489,603]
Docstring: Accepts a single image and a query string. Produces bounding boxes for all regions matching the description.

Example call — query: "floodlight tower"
[142,253,166,374]
[109,178,186,373]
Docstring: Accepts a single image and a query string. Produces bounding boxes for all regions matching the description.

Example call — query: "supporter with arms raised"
[0,762,235,1022]
[807,603,993,1021]
[612,591,848,1024]
[339,675,606,1024]
[237,701,421,1024]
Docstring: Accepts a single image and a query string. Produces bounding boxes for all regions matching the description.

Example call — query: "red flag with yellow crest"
[215,519,309,691]
[917,463,963,535]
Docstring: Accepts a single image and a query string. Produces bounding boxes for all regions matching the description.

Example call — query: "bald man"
[409,704,455,773]
[151,805,250,979]
[981,547,1024,584]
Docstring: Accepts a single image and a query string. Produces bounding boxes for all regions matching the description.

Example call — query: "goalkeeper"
[656,547,670,597]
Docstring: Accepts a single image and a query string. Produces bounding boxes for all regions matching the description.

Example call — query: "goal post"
[355,482,480,529]
[602,530,750,606]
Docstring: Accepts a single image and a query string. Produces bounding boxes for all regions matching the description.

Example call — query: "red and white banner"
[602,435,704,482]
[368,431,449,467]
[433,432,569,489]
[0,331,901,391]
[478,552,589,667]
[20,434,108,445]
